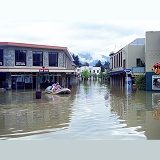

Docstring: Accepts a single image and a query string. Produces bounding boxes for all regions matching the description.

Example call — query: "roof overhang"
[108,70,124,75]
[0,67,75,73]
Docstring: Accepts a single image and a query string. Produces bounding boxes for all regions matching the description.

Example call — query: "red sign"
[39,68,49,74]
[152,63,160,74]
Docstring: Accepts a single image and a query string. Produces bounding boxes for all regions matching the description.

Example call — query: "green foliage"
[94,60,109,72]
[95,60,102,67]
[103,69,110,80]
[98,72,103,78]
[93,73,97,79]
[81,70,90,79]
[135,75,146,90]
[72,53,82,67]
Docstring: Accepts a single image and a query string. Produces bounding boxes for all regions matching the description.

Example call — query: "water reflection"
[0,91,74,139]
[109,87,160,140]
[0,81,160,140]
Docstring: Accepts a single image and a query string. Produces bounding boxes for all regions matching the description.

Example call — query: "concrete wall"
[4,49,15,67]
[145,31,160,72]
[145,31,160,91]
[1,46,73,68]
[128,45,145,69]
[111,40,145,72]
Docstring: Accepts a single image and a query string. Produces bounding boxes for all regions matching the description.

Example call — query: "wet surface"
[0,80,160,140]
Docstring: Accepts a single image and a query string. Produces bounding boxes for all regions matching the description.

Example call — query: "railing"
[132,67,145,73]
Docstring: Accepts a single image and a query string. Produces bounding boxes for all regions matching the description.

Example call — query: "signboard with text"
[152,75,160,90]
[39,68,49,74]
[124,69,131,73]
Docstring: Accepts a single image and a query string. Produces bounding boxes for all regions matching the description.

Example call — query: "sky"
[0,0,160,56]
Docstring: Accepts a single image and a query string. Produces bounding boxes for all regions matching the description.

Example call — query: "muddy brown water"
[0,80,160,140]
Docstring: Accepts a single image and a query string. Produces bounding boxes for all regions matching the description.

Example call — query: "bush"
[135,75,146,90]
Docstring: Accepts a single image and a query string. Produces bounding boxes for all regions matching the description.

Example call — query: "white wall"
[78,66,101,74]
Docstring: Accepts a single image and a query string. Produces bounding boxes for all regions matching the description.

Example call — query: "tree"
[95,60,102,67]
[94,60,106,72]
[98,72,103,78]
[93,73,98,79]
[101,66,105,72]
[81,70,90,80]
[72,53,82,67]
[104,61,110,69]
[84,62,89,66]
[103,69,110,81]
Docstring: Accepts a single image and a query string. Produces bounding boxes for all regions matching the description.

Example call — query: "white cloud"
[0,0,160,56]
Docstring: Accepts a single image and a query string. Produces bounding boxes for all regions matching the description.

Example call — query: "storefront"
[0,42,76,90]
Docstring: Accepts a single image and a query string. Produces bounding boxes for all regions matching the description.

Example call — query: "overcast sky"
[0,0,160,56]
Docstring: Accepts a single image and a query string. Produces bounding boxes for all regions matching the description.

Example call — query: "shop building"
[0,42,76,90]
[145,31,160,91]
[109,38,145,87]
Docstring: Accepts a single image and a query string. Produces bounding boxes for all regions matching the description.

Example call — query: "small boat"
[45,86,71,94]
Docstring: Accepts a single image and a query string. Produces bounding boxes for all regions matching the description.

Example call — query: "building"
[109,38,145,87]
[0,42,76,90]
[80,66,101,75]
[145,31,160,91]
[76,66,101,79]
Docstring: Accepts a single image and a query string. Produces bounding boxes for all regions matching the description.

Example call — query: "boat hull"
[45,86,71,94]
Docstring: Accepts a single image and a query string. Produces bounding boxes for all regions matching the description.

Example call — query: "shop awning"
[108,70,124,76]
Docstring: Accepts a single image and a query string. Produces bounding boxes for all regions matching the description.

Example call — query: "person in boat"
[52,82,56,90]
[53,82,62,92]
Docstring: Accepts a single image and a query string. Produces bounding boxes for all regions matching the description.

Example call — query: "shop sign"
[124,69,131,73]
[39,68,49,74]
[152,63,160,74]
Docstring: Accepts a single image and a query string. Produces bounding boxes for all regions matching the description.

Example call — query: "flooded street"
[0,80,160,140]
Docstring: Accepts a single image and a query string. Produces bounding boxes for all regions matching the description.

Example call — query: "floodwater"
[0,80,160,140]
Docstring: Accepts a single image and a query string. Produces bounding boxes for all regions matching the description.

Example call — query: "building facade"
[109,38,145,87]
[76,66,101,79]
[0,42,76,90]
[145,31,160,91]
[80,66,101,75]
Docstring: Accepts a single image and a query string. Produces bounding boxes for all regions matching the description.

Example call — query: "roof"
[0,67,75,73]
[108,70,124,75]
[0,42,67,50]
[0,42,74,61]
[129,38,145,45]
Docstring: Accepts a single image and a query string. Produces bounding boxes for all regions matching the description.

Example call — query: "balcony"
[132,67,145,76]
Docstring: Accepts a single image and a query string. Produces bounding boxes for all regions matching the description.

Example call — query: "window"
[111,57,113,69]
[120,52,122,67]
[48,52,58,67]
[33,51,43,66]
[0,49,3,66]
[123,59,126,69]
[136,58,141,67]
[15,50,26,66]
